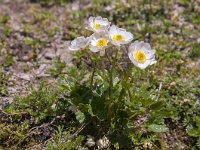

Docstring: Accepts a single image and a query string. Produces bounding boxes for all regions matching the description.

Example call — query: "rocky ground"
[0,0,200,149]
[0,0,76,107]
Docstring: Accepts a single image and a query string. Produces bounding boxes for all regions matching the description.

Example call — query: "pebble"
[17,73,32,81]
[44,51,56,60]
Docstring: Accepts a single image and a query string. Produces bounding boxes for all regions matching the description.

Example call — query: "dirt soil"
[0,0,79,106]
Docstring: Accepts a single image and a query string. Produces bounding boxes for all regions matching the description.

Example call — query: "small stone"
[170,81,176,86]
[96,137,110,149]
[17,73,32,81]
[86,136,95,147]
[34,64,51,78]
[44,51,55,60]
[56,48,73,65]
[22,56,30,61]
[143,142,153,149]
[35,64,46,75]
[0,97,13,109]
[183,99,190,103]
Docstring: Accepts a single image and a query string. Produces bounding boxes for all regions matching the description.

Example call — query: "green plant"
[63,16,168,149]
[31,0,72,6]
[0,67,9,96]
[47,58,66,77]
[3,56,14,67]
[46,126,86,150]
[0,15,9,25]
[24,37,43,49]
[9,81,67,123]
[189,43,200,60]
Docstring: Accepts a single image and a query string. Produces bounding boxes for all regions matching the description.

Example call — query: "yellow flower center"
[96,38,108,48]
[113,34,125,42]
[93,23,101,30]
[135,51,147,64]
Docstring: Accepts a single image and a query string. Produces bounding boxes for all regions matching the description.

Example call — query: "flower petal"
[137,60,151,69]
[69,45,80,51]
[89,45,100,52]
[68,36,91,51]
[145,49,156,59]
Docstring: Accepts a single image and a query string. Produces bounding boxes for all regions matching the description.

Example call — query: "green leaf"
[3,56,14,67]
[148,124,169,132]
[149,101,163,111]
[24,37,34,46]
[186,125,200,137]
[87,104,95,117]
[75,111,85,124]
[110,133,132,149]
[90,99,107,121]
[0,15,10,24]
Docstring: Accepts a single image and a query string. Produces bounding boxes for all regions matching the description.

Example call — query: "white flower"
[68,36,91,51]
[87,16,111,34]
[128,41,157,69]
[108,25,133,46]
[89,34,109,53]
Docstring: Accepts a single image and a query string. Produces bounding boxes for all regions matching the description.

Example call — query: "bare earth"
[0,0,79,106]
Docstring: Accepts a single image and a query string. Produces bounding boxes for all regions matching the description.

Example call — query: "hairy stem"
[90,61,96,88]
[105,50,113,99]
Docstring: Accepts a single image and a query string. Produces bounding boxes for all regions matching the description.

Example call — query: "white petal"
[85,36,93,45]
[117,40,126,45]
[117,28,127,34]
[145,50,156,59]
[129,41,139,53]
[95,18,109,26]
[90,34,100,46]
[76,36,86,42]
[78,37,88,47]
[135,41,144,51]
[110,40,120,46]
[109,25,117,37]
[88,16,95,27]
[128,50,138,65]
[99,29,109,36]
[91,39,97,46]
[89,45,100,52]
[129,41,140,49]
[94,16,103,21]
[124,32,133,41]
[68,45,80,51]
[150,60,157,65]
[142,42,151,50]
[87,33,96,41]
[69,38,80,51]
[69,36,91,51]
[137,60,151,69]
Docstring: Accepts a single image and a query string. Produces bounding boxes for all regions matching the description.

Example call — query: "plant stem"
[105,50,112,65]
[105,50,113,99]
[127,86,132,101]
[119,53,133,102]
[90,61,96,88]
